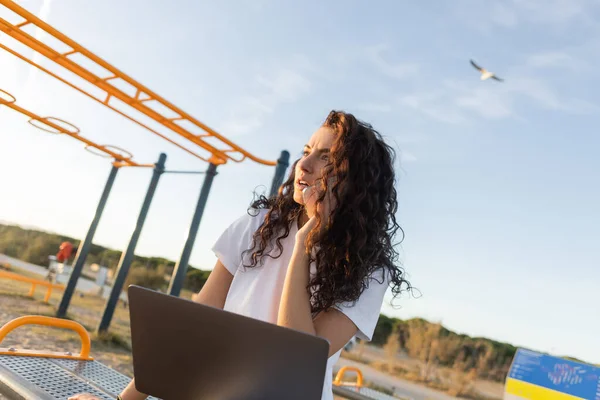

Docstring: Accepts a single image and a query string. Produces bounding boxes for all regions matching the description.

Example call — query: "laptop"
[128,285,330,400]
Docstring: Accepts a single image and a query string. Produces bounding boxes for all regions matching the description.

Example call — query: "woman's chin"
[292,190,304,205]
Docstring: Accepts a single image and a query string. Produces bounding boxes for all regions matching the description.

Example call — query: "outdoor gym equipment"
[0,1,290,334]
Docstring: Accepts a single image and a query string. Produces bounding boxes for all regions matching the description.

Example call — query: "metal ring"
[0,89,17,104]
[84,144,134,160]
[28,117,80,135]
[28,118,61,134]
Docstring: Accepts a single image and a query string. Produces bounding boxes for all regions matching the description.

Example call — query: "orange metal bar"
[44,285,52,302]
[333,366,364,388]
[0,42,215,163]
[0,269,63,289]
[0,1,277,166]
[0,90,152,167]
[0,270,63,303]
[14,20,29,28]
[0,316,93,361]
[62,49,77,57]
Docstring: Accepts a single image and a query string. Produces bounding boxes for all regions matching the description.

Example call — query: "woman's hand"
[68,394,101,400]
[297,177,337,241]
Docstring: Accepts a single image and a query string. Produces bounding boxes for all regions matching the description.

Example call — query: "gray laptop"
[128,285,329,400]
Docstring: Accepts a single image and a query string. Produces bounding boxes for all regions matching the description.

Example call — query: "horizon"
[1,0,598,364]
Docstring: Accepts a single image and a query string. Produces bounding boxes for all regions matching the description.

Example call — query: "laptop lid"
[128,285,329,400]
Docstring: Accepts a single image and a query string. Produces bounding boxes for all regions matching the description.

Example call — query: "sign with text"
[505,348,600,399]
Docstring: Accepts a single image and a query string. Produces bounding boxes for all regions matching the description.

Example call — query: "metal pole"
[167,162,218,297]
[57,165,119,318]
[269,150,290,198]
[97,153,166,334]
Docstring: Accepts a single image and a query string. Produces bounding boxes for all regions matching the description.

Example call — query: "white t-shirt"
[212,209,389,400]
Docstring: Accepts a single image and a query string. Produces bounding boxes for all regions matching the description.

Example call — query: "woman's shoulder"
[225,207,270,233]
[244,207,271,224]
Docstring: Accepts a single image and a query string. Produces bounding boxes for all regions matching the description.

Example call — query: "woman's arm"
[191,260,235,308]
[277,244,315,334]
[70,261,234,400]
[278,182,358,356]
[277,232,358,357]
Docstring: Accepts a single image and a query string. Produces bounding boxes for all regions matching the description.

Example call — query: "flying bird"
[470,60,503,82]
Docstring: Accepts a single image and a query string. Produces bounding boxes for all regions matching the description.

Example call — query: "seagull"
[470,60,503,82]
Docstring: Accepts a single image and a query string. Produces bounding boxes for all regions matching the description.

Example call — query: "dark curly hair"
[244,110,411,314]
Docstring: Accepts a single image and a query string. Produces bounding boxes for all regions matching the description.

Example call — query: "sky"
[1,0,599,363]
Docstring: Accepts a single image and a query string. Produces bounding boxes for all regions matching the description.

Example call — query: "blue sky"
[1,0,599,363]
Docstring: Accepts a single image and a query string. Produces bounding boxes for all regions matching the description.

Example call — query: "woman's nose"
[298,156,313,174]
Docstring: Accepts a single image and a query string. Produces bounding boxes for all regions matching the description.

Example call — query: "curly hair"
[244,110,411,314]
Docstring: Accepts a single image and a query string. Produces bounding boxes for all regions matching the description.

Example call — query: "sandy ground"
[0,271,136,377]
[347,346,504,399]
[0,293,135,377]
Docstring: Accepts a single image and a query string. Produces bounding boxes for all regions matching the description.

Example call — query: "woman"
[71,110,411,400]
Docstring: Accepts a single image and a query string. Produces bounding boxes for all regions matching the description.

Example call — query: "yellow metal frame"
[0,0,276,167]
[333,366,364,388]
[0,270,63,303]
[0,315,93,361]
[0,88,152,168]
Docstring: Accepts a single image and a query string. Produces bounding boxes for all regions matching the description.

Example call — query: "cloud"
[454,86,514,119]
[255,69,311,103]
[490,2,518,28]
[366,44,419,80]
[219,98,266,136]
[396,75,598,124]
[525,51,587,71]
[395,132,430,145]
[558,98,600,115]
[239,0,270,11]
[512,0,593,25]
[397,90,467,124]
[220,59,313,136]
[356,102,393,113]
[400,150,418,164]
[457,0,599,30]
[23,0,53,97]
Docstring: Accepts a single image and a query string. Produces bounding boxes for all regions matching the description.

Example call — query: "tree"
[184,268,211,293]
[383,323,401,372]
[372,314,397,346]
[476,342,495,378]
[435,335,462,367]
[418,322,442,381]
[125,265,167,291]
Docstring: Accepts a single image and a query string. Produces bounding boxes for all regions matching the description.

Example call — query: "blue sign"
[508,349,600,399]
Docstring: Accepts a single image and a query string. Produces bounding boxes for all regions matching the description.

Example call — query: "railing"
[0,270,63,303]
[0,315,93,361]
[333,366,373,399]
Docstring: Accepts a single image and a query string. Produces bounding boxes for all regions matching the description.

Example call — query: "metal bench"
[0,316,158,400]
